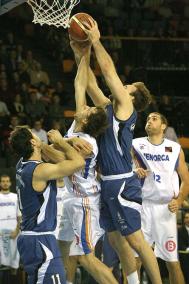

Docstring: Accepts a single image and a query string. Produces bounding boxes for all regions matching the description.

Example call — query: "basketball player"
[43,54,118,284]
[0,174,21,270]
[70,21,163,284]
[55,178,66,239]
[9,127,85,284]
[132,112,189,284]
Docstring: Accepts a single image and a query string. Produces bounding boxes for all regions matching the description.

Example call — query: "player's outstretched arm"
[70,40,109,106]
[42,143,66,163]
[86,20,132,111]
[87,68,110,107]
[168,149,189,212]
[74,50,89,112]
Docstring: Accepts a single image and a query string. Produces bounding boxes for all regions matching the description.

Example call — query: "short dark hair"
[131,82,152,112]
[82,107,109,138]
[9,126,34,160]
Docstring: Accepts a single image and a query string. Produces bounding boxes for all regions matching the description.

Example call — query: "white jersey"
[0,192,20,268]
[64,121,100,197]
[132,137,181,202]
[54,185,66,238]
[0,192,21,231]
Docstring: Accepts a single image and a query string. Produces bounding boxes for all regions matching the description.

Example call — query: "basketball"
[68,13,94,42]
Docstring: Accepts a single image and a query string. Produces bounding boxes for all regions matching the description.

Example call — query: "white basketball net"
[27,0,80,28]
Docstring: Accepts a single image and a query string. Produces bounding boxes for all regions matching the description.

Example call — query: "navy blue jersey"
[16,158,57,232]
[98,104,137,175]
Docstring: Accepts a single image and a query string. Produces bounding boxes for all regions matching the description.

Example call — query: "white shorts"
[58,193,104,256]
[141,200,178,262]
[0,230,20,269]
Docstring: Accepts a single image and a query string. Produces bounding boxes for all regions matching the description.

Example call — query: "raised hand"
[84,19,100,45]
[47,129,63,144]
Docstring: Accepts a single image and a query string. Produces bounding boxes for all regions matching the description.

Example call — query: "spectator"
[29,61,50,87]
[36,83,51,106]
[54,81,70,106]
[17,61,30,84]
[165,126,179,143]
[48,94,64,123]
[0,78,13,104]
[10,94,26,123]
[0,99,10,117]
[25,91,46,124]
[1,116,20,153]
[0,174,21,281]
[32,119,48,144]
[50,120,66,136]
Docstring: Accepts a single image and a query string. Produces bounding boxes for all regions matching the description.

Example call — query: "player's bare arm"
[86,20,133,116]
[42,143,66,163]
[168,149,189,212]
[70,40,110,107]
[33,130,85,192]
[74,51,89,112]
[10,215,21,239]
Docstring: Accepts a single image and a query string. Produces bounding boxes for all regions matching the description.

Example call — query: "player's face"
[145,113,165,136]
[184,213,189,227]
[0,177,11,191]
[75,106,97,122]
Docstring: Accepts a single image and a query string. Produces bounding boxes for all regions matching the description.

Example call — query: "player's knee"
[166,261,181,271]
[78,254,93,267]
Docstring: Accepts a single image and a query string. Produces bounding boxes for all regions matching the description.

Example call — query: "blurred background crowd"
[0,0,189,283]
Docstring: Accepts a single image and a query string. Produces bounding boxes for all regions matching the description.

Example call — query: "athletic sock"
[127,271,140,284]
[66,282,73,284]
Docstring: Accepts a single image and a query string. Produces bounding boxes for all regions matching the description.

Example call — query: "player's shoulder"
[133,137,147,146]
[164,138,181,149]
[7,192,18,200]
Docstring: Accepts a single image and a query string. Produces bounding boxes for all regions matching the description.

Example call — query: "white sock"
[127,270,140,284]
[66,282,73,284]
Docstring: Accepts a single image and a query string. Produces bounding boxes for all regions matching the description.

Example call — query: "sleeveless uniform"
[16,158,66,284]
[98,104,141,236]
[0,192,20,268]
[132,137,181,261]
[54,184,66,239]
[58,121,104,256]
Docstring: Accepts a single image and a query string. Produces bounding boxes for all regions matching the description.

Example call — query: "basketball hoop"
[27,0,80,28]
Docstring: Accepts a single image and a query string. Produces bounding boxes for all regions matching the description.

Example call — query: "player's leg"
[100,180,139,284]
[103,233,123,283]
[68,196,118,284]
[127,229,162,284]
[153,204,185,284]
[78,252,118,284]
[58,240,73,272]
[166,261,185,284]
[107,231,139,284]
[66,255,78,284]
[114,178,162,284]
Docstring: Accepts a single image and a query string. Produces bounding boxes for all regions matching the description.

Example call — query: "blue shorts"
[100,174,142,236]
[17,234,66,284]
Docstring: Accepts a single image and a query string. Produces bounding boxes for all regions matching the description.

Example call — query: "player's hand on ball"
[168,198,179,213]
[47,130,63,144]
[84,19,100,44]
